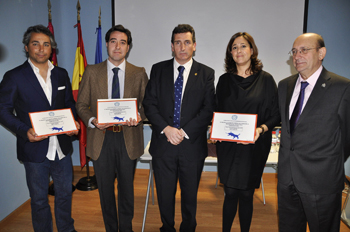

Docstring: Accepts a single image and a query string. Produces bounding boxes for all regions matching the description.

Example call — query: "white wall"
[306,0,350,176]
[114,0,305,84]
[0,0,47,222]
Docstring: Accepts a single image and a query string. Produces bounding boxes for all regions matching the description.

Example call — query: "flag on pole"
[95,7,102,64]
[72,22,88,169]
[95,26,102,64]
[47,0,57,66]
[47,22,58,66]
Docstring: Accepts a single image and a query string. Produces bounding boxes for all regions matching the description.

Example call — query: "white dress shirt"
[173,58,193,100]
[88,59,126,128]
[289,65,323,119]
[107,59,126,99]
[28,58,65,160]
[161,59,193,139]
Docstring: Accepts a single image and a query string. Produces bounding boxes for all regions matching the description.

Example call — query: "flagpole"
[46,0,75,195]
[48,0,51,23]
[75,0,97,191]
[47,0,58,66]
[99,6,101,27]
[95,7,102,64]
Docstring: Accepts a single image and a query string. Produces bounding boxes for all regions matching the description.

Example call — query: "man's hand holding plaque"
[29,108,78,137]
[97,98,138,125]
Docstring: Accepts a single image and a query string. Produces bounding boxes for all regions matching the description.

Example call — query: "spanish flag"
[72,22,88,169]
[47,22,58,66]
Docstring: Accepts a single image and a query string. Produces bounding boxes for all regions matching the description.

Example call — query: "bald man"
[277,33,350,231]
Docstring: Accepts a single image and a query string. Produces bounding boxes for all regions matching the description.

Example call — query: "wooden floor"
[1,167,349,232]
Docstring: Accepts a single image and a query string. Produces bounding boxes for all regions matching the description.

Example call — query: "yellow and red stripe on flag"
[72,22,88,169]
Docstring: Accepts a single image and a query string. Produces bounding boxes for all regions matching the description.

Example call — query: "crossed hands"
[163,126,186,145]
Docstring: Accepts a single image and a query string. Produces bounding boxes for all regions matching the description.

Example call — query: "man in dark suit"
[0,25,78,232]
[278,33,350,232]
[76,25,148,232]
[143,24,215,232]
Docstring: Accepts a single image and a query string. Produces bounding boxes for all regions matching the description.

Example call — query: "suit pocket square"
[58,86,66,90]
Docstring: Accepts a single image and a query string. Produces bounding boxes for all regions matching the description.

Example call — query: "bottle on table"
[277,130,281,151]
[271,131,277,153]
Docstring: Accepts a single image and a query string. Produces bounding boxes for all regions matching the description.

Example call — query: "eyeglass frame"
[288,47,321,57]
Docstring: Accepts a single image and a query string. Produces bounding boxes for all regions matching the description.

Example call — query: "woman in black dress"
[215,32,280,232]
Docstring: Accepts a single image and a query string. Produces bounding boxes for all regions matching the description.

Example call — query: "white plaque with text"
[210,112,257,143]
[97,98,138,125]
[29,109,77,136]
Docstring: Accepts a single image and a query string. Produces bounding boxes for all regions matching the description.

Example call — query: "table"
[266,150,278,170]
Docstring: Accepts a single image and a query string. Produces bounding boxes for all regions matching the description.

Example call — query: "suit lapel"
[124,61,132,98]
[296,68,331,126]
[285,75,298,131]
[165,59,175,101]
[97,60,108,99]
[51,67,58,108]
[183,59,198,100]
[22,61,51,107]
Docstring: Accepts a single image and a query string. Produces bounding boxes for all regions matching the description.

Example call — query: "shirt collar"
[297,65,323,87]
[174,58,193,72]
[107,59,126,72]
[28,58,54,73]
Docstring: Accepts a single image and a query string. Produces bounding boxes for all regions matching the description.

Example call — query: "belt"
[106,125,123,132]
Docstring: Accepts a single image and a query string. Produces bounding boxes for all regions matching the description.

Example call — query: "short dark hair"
[171,24,196,44]
[315,33,325,48]
[105,24,132,45]
[314,33,325,61]
[224,32,263,75]
[22,25,57,58]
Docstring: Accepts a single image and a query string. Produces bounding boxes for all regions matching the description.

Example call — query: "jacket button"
[290,147,294,151]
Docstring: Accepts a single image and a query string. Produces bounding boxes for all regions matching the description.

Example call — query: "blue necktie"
[290,81,309,135]
[173,66,185,128]
[112,67,120,99]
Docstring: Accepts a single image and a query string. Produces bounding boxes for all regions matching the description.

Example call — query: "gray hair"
[22,25,57,58]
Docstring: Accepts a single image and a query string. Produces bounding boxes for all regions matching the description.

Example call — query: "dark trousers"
[278,181,342,232]
[93,130,136,232]
[23,155,75,232]
[152,147,205,232]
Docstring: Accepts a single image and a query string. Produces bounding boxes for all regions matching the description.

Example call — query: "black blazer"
[0,61,77,163]
[143,59,215,161]
[278,67,350,194]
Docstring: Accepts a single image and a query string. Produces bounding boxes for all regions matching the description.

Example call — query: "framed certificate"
[97,98,138,125]
[29,108,78,136]
[210,112,257,143]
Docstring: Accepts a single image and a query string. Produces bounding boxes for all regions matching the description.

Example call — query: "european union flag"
[95,26,102,64]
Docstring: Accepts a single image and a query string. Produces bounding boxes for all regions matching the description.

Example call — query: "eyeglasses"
[288,47,320,57]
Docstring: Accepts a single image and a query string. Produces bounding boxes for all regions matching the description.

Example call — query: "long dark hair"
[224,32,263,75]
